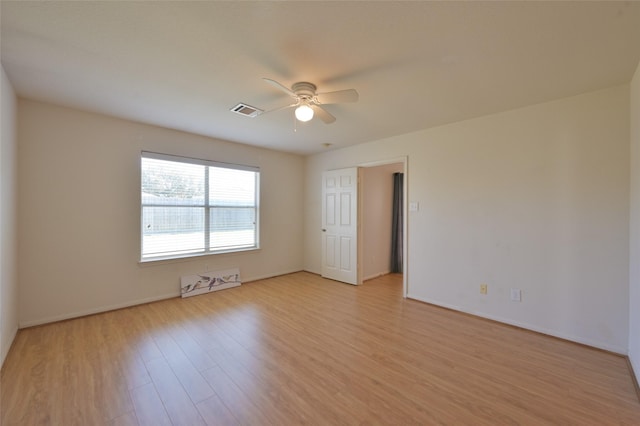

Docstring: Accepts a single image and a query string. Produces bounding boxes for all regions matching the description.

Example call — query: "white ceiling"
[2,1,640,155]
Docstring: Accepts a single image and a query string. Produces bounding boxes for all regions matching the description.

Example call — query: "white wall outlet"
[511,288,522,302]
[409,202,419,212]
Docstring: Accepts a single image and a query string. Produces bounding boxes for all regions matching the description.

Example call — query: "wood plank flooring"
[1,272,639,425]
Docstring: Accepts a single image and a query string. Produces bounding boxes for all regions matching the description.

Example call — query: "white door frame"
[357,156,408,297]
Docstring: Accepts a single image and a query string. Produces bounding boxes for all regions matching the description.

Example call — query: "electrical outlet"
[480,284,488,295]
[511,288,522,302]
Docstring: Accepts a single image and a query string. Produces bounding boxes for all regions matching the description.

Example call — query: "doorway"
[361,162,404,277]
[359,158,407,296]
[320,158,408,296]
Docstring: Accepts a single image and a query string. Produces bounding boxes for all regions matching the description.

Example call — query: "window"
[141,151,259,261]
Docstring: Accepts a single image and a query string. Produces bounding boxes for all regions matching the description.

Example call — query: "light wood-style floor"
[1,272,639,425]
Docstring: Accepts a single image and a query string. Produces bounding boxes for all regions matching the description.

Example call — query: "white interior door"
[321,168,360,285]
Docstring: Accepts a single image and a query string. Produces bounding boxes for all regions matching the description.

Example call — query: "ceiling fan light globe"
[295,104,314,122]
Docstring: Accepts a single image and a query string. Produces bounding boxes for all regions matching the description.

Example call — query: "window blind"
[141,151,259,261]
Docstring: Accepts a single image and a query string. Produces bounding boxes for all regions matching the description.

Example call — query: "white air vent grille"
[230,103,263,118]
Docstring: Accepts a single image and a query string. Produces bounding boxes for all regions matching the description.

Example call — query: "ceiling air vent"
[230,103,263,118]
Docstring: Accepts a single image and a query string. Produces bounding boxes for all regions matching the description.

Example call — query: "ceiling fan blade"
[262,102,297,115]
[311,104,336,124]
[315,88,359,105]
[262,78,296,98]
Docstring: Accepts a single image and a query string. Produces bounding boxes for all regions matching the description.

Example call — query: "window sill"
[138,246,261,266]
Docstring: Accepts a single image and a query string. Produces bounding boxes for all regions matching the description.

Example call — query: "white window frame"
[140,151,260,262]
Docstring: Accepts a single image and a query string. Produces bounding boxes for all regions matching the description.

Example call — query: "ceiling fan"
[262,78,359,124]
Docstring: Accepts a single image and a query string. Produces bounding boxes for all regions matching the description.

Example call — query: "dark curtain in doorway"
[391,172,403,273]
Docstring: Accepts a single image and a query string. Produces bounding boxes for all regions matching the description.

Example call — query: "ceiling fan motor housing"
[292,82,317,100]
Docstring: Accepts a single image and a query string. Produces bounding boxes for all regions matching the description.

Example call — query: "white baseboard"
[1,325,19,369]
[363,270,391,281]
[243,269,304,283]
[19,291,180,328]
[17,272,628,357]
[406,293,627,355]
[629,353,640,389]
[18,269,305,329]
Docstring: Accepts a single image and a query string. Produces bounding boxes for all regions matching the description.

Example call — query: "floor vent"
[181,267,241,298]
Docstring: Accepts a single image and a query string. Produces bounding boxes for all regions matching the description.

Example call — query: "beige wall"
[17,100,305,327]
[305,85,630,352]
[629,62,640,380]
[361,163,404,280]
[1,64,19,367]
